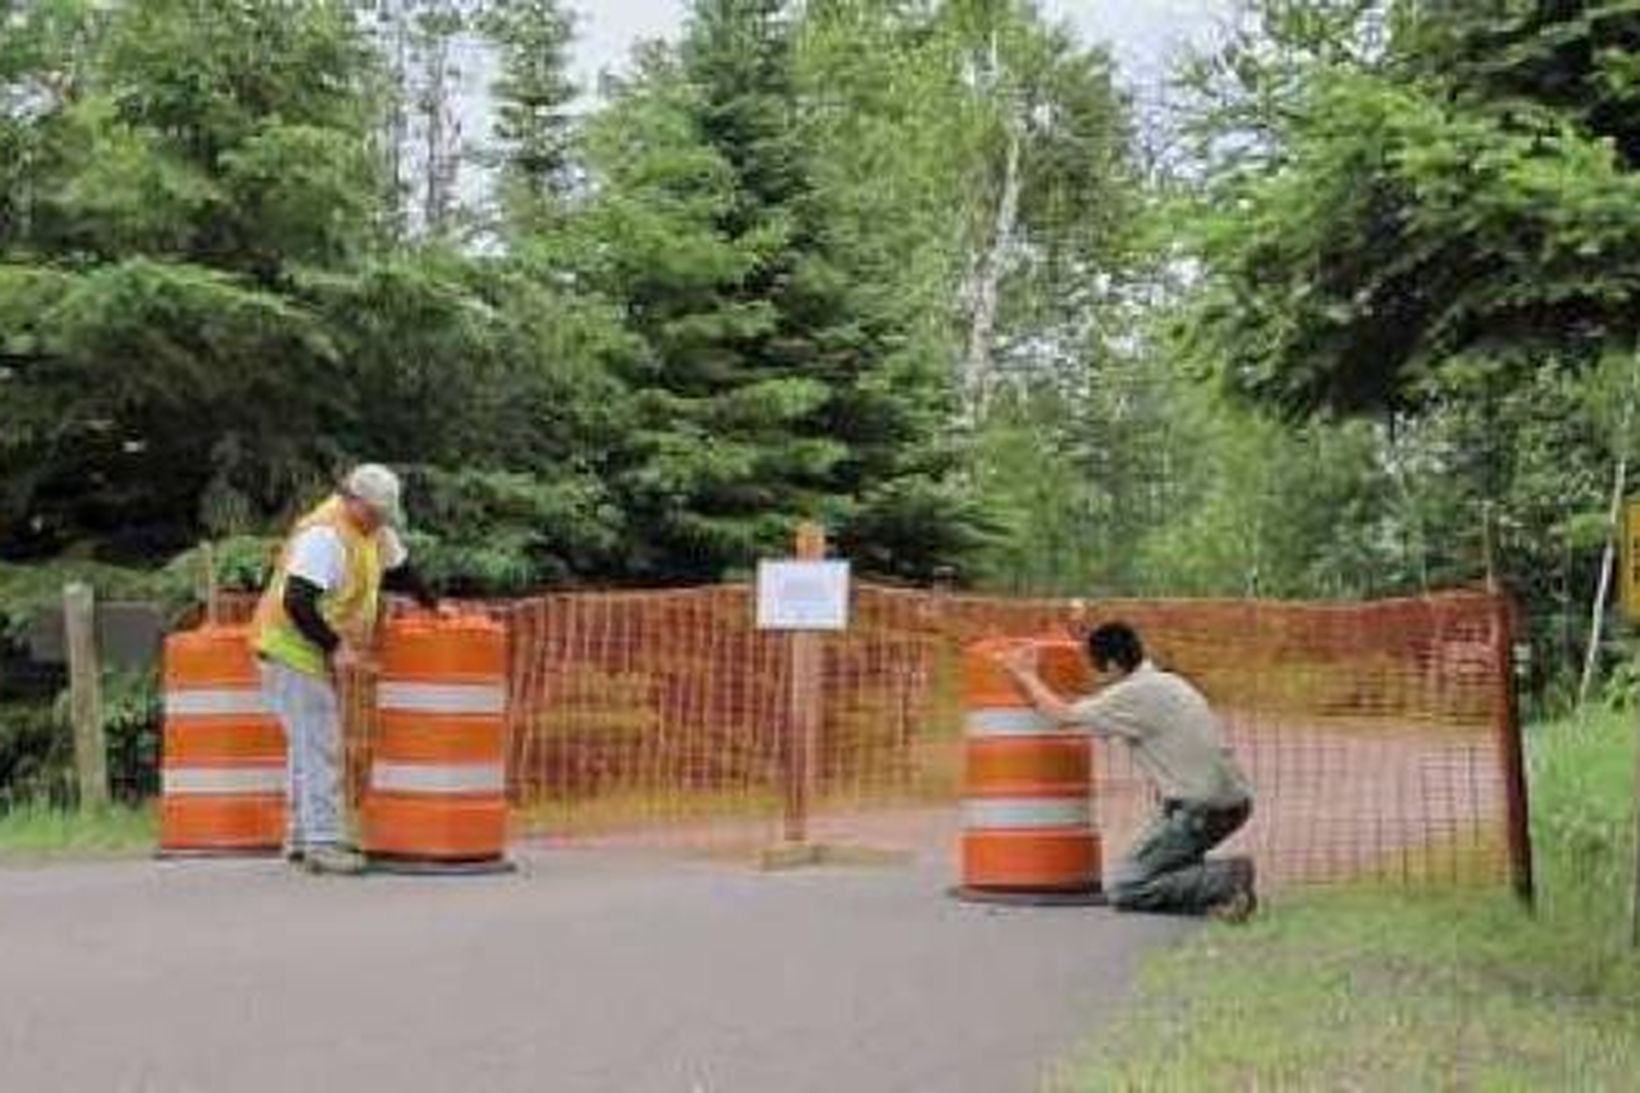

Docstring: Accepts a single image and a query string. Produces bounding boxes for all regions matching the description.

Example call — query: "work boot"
[1208,857,1258,924]
[303,844,368,876]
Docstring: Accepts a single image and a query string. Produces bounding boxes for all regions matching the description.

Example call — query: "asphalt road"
[0,849,1190,1093]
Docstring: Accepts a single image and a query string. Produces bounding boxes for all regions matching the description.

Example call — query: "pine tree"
[577,0,977,581]
[0,0,383,557]
[480,0,577,231]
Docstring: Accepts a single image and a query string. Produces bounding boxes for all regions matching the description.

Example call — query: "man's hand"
[996,642,1039,679]
[991,641,1076,725]
[331,641,378,676]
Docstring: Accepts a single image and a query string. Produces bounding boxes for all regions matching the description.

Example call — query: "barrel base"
[361,793,507,861]
[949,884,1107,907]
[365,853,516,876]
[154,847,282,860]
[159,793,285,853]
[960,828,1102,892]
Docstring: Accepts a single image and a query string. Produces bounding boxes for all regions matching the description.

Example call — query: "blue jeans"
[258,659,344,850]
[1109,799,1252,914]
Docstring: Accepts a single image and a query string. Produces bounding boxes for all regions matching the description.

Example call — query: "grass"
[0,801,157,860]
[1055,708,1640,1091]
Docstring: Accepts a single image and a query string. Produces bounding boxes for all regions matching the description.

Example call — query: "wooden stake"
[63,582,109,808]
[201,540,219,626]
[1482,499,1497,591]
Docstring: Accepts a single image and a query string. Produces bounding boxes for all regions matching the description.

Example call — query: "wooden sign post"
[755,521,850,868]
[786,522,826,845]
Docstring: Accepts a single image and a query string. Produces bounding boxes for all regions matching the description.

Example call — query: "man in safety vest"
[252,463,439,875]
[997,621,1257,921]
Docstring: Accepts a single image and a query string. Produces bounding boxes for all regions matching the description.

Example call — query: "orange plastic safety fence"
[215,584,1525,890]
[491,583,1524,891]
[924,589,1521,890]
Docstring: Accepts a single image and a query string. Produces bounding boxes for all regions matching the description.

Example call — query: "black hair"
[1086,621,1144,673]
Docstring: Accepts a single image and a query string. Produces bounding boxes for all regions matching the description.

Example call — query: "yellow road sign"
[1624,500,1640,621]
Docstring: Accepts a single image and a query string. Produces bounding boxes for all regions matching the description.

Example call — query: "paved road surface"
[0,850,1189,1093]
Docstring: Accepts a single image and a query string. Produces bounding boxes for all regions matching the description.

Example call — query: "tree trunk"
[1580,364,1638,708]
[420,29,458,235]
[961,108,1022,424]
[383,0,411,237]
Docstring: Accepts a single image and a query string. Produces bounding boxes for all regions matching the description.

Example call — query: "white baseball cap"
[341,463,405,528]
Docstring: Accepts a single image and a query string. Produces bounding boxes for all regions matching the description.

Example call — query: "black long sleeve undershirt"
[284,564,439,661]
[283,575,340,655]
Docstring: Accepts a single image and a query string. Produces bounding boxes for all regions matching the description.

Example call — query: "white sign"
[756,560,851,631]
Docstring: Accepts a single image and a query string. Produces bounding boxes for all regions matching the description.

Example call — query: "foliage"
[3,0,987,593]
[796,1,1152,587]
[0,665,159,809]
[1161,0,1640,684]
[0,700,62,808]
[0,557,193,642]
[0,259,342,557]
[0,0,381,560]
[1186,2,1640,416]
[4,0,1639,714]
[1137,398,1398,598]
[404,465,622,593]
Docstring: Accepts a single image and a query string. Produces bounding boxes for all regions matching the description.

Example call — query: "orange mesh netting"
[495,584,1527,890]
[216,584,1528,890]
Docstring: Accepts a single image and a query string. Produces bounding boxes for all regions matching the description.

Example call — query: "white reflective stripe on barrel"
[371,762,506,795]
[962,797,1093,830]
[964,707,1059,737]
[163,689,268,717]
[378,682,507,715]
[163,766,285,795]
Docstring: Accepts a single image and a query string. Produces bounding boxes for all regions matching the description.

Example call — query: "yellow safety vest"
[252,495,386,677]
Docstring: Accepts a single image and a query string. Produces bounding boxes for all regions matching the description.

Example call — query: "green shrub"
[1,667,162,810]
[0,700,68,808]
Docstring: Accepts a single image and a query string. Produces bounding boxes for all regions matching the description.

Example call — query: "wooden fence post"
[201,540,219,626]
[1491,596,1533,909]
[63,582,109,808]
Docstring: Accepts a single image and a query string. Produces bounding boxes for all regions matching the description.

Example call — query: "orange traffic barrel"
[361,613,511,873]
[158,625,285,854]
[956,637,1103,904]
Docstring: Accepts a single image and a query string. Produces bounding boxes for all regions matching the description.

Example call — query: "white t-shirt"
[286,525,407,592]
[1067,661,1252,808]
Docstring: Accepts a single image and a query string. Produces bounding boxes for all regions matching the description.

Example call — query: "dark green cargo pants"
[1108,798,1253,915]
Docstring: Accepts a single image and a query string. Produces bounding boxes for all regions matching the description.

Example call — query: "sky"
[566,1,1238,97]
[448,2,1238,207]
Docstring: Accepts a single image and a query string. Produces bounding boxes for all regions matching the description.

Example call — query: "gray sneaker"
[303,844,368,876]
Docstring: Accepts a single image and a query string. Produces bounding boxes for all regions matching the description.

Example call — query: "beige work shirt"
[1067,661,1252,808]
